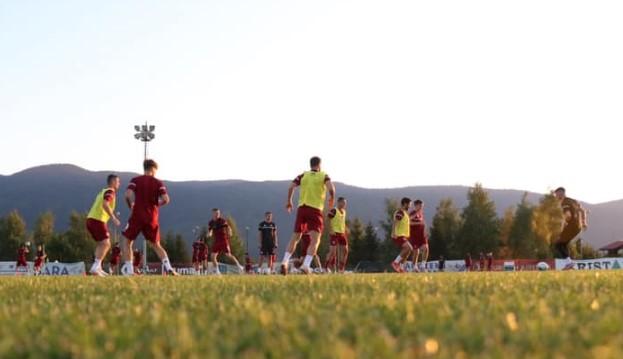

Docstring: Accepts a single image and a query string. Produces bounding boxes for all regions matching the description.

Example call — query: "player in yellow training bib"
[325,197,348,273]
[391,197,414,273]
[86,174,121,276]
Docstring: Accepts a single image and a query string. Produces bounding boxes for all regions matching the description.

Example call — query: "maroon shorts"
[86,218,110,242]
[212,238,231,255]
[123,218,160,244]
[392,236,409,248]
[16,259,28,267]
[294,205,324,233]
[330,234,348,247]
[34,258,43,268]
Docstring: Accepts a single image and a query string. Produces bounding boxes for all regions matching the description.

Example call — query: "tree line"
[0,184,598,266]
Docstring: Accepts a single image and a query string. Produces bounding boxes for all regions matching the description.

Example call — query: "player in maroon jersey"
[16,243,30,273]
[33,244,47,275]
[208,209,244,275]
[109,242,122,275]
[121,159,178,276]
[408,200,429,272]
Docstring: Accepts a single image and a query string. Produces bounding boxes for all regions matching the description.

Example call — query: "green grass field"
[1,272,622,359]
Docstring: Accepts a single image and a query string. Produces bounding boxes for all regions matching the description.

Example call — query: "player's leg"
[280,232,302,275]
[325,245,337,272]
[225,253,245,273]
[300,230,322,274]
[211,253,221,275]
[412,247,421,273]
[339,243,349,273]
[121,220,141,275]
[90,238,111,276]
[420,244,429,272]
[146,229,178,276]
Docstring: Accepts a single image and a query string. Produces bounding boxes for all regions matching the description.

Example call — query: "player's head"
[401,197,412,210]
[107,174,120,190]
[37,244,42,251]
[212,208,221,220]
[143,159,159,175]
[265,211,273,222]
[337,197,347,209]
[414,199,423,211]
[554,187,566,200]
[310,156,322,170]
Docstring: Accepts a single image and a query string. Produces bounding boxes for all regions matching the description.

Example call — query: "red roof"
[599,241,623,251]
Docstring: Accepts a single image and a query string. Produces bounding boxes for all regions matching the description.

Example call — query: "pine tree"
[457,184,500,256]
[429,199,462,259]
[347,218,366,267]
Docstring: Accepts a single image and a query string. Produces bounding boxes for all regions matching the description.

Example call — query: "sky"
[1,1,622,204]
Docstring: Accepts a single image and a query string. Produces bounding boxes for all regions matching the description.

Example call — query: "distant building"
[599,241,623,257]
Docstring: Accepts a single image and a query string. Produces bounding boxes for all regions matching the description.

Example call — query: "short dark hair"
[414,199,423,205]
[555,187,566,193]
[265,211,272,215]
[338,197,346,202]
[401,197,412,206]
[212,208,220,212]
[143,159,158,171]
[107,174,119,185]
[310,156,321,168]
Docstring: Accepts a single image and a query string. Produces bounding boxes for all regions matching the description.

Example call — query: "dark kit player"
[258,212,278,275]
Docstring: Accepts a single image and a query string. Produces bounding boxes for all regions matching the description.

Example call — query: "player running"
[109,242,121,275]
[86,174,121,276]
[208,208,245,275]
[34,244,47,275]
[408,200,429,272]
[554,187,588,270]
[280,156,336,275]
[325,197,348,273]
[293,231,323,273]
[121,159,178,276]
[391,197,413,273]
[258,212,278,275]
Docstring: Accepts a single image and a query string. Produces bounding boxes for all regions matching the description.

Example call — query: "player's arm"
[391,212,399,238]
[124,189,135,210]
[579,206,588,229]
[286,182,298,213]
[102,192,121,226]
[326,180,336,209]
[159,193,170,207]
[274,228,278,249]
[327,209,337,236]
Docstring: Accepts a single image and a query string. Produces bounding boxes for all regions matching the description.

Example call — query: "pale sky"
[1,1,622,204]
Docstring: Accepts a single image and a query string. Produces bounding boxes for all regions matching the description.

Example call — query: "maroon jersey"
[110,246,121,261]
[17,248,28,262]
[409,210,427,240]
[127,175,167,225]
[192,241,208,260]
[209,218,230,241]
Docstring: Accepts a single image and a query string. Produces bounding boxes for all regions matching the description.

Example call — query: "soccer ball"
[25,241,31,247]
[537,262,550,271]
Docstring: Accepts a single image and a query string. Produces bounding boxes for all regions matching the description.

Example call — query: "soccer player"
[258,212,278,275]
[109,242,122,275]
[479,252,486,272]
[293,231,323,273]
[391,197,413,273]
[486,253,494,271]
[554,187,588,270]
[16,243,29,274]
[325,197,348,273]
[192,237,208,275]
[34,244,47,275]
[408,200,429,272]
[86,174,121,276]
[280,156,336,275]
[208,208,245,275]
[465,253,473,272]
[133,249,143,275]
[121,159,178,276]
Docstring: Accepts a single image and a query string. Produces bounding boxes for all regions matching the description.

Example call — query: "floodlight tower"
[133,123,156,274]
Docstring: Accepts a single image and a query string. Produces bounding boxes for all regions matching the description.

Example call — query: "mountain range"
[1,164,621,256]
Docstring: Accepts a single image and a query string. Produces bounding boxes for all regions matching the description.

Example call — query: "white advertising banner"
[40,262,86,276]
[555,258,623,271]
[0,261,34,276]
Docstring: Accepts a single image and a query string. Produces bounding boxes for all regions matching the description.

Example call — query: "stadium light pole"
[134,123,156,274]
